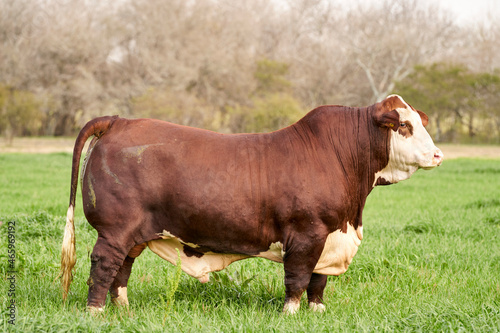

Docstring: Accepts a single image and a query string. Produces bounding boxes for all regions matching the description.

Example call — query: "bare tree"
[0,0,498,140]
[334,0,457,103]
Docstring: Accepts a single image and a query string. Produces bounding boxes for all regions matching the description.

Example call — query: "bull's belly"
[147,237,249,283]
[147,223,363,281]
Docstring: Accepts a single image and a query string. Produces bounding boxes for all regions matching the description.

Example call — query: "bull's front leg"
[282,235,326,314]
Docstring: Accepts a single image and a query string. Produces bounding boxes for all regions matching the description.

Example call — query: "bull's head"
[374,94,443,185]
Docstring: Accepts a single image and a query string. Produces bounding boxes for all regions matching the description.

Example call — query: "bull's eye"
[398,121,413,137]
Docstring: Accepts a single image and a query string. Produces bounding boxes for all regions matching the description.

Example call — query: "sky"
[428,0,500,23]
[357,0,500,25]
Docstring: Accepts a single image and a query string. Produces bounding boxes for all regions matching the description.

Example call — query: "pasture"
[0,152,499,332]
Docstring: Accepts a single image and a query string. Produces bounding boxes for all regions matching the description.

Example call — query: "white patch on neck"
[313,223,362,275]
[373,143,419,186]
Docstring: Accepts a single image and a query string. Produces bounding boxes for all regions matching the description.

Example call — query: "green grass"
[1,153,499,332]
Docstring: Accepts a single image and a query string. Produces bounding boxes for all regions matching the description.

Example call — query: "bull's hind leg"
[87,236,131,311]
[109,243,147,306]
[307,273,327,312]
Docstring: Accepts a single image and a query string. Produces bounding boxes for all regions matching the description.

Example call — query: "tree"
[130,87,213,130]
[0,0,499,143]
[0,85,43,144]
[228,59,304,133]
[394,63,500,143]
[471,71,500,143]
[337,0,457,104]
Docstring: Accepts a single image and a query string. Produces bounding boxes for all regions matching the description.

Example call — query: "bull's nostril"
[433,151,443,165]
[434,149,443,159]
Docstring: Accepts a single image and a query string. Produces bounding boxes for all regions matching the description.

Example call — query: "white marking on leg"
[283,299,300,315]
[87,306,105,315]
[309,302,326,312]
[112,286,129,306]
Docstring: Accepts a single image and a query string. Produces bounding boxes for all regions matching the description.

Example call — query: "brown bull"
[61,95,443,314]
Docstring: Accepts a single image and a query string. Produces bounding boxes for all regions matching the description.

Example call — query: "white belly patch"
[255,242,285,262]
[147,232,248,283]
[148,224,362,281]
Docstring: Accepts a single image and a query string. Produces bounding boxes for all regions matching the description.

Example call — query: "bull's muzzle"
[433,148,444,166]
[420,148,443,170]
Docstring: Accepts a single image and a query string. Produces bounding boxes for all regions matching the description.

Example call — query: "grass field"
[0,153,499,332]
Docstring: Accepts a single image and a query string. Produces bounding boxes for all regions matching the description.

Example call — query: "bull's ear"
[374,95,404,131]
[375,109,400,131]
[407,102,429,127]
[416,109,429,127]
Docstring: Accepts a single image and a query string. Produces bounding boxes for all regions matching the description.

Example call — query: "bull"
[60,95,443,314]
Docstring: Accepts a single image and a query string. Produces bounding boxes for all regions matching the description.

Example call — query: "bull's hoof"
[309,302,326,312]
[111,297,129,307]
[87,306,105,315]
[282,300,300,315]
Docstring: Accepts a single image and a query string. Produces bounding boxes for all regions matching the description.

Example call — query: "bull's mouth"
[420,150,444,169]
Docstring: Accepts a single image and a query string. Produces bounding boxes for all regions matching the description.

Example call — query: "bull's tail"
[61,115,118,300]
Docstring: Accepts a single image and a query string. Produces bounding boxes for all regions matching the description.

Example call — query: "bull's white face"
[375,95,443,185]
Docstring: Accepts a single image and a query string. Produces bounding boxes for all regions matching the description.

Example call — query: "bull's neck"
[289,105,390,196]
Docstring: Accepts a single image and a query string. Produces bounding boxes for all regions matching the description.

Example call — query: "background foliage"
[1,0,500,143]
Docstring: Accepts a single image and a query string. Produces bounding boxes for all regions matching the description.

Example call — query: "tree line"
[1,0,499,144]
